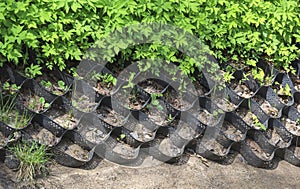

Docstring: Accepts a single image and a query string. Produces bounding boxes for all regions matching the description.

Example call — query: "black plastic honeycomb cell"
[2,58,300,170]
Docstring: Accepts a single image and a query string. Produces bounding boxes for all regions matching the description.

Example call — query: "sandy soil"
[1,155,299,189]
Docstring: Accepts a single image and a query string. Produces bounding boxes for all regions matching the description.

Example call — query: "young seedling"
[150,93,163,110]
[38,97,50,111]
[167,114,173,123]
[276,83,292,97]
[40,80,52,90]
[252,114,266,131]
[264,68,275,86]
[224,71,234,83]
[264,75,273,86]
[27,97,36,111]
[2,82,20,94]
[117,134,126,141]
[238,73,250,85]
[57,80,67,91]
[67,109,73,119]
[25,92,50,113]
[9,140,50,182]
[212,109,223,118]
[223,66,235,83]
[91,72,117,88]
[248,61,274,86]
[40,79,68,95]
[68,67,78,77]
[251,67,265,85]
[101,74,117,88]
[246,60,270,86]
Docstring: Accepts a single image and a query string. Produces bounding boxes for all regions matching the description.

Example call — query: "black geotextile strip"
[42,96,84,131]
[225,85,245,107]
[21,115,66,147]
[59,59,296,169]
[274,73,296,96]
[227,62,279,98]
[76,59,101,78]
[0,121,18,151]
[113,84,151,111]
[240,140,279,169]
[284,137,300,167]
[71,112,203,167]
[162,81,199,112]
[123,113,159,143]
[84,65,125,98]
[1,65,27,86]
[241,129,285,169]
[235,98,269,128]
[229,69,260,95]
[76,112,113,148]
[264,118,293,148]
[111,63,141,82]
[174,111,206,139]
[293,59,300,78]
[35,66,74,97]
[193,138,238,165]
[94,142,147,167]
[92,128,147,166]
[256,59,280,82]
[192,68,211,90]
[0,96,35,131]
[283,105,300,125]
[72,79,103,109]
[281,105,300,136]
[293,91,300,106]
[188,96,225,130]
[270,73,295,107]
[64,59,300,169]
[0,121,15,139]
[52,130,101,168]
[220,112,249,143]
[77,122,186,166]
[297,60,300,77]
[17,79,58,114]
[137,78,169,95]
[252,87,283,118]
[96,96,131,126]
[33,113,67,137]
[0,148,6,162]
[0,66,17,95]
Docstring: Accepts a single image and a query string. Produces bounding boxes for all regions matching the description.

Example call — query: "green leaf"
[246,60,256,67]
[0,13,4,20]
[28,22,37,29]
[71,2,82,12]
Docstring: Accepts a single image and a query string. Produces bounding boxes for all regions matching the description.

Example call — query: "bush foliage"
[0,0,299,73]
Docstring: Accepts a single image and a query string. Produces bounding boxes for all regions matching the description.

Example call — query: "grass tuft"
[9,140,50,182]
[0,94,32,129]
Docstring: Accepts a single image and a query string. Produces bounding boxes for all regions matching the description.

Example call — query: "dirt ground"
[1,155,300,189]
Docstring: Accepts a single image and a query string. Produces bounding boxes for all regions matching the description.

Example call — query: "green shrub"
[0,0,299,74]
